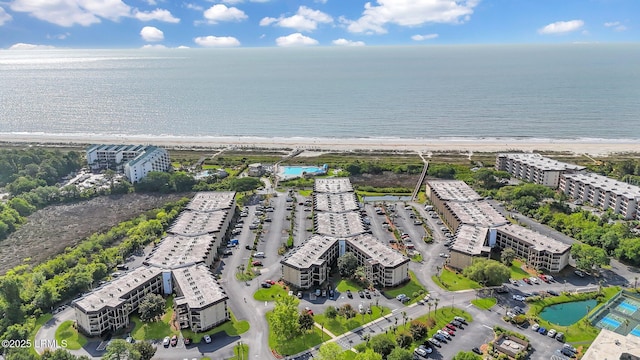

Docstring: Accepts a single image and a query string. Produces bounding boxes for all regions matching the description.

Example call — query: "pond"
[539,299,598,326]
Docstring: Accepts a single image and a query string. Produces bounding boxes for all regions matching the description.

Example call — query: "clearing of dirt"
[350,172,419,189]
[0,193,191,274]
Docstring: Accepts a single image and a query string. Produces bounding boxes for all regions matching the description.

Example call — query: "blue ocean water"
[1,44,639,140]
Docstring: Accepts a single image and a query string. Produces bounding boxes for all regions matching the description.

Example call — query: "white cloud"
[315,0,328,3]
[140,26,164,42]
[134,9,179,23]
[203,4,247,24]
[8,43,55,50]
[275,33,318,47]
[260,6,332,32]
[221,0,243,4]
[143,0,156,5]
[11,0,132,27]
[194,35,241,47]
[0,6,12,26]
[141,44,167,49]
[177,45,190,49]
[185,3,203,11]
[538,20,584,35]
[332,38,365,46]
[46,32,71,39]
[346,0,478,35]
[411,33,438,41]
[604,21,627,31]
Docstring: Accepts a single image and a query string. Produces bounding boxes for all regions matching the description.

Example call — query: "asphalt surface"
[38,196,640,360]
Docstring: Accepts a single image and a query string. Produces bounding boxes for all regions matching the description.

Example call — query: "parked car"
[170,335,178,347]
[163,336,171,347]
[548,329,557,338]
[509,278,518,285]
[183,337,192,345]
[532,323,540,331]
[433,333,447,343]
[538,327,547,335]
[472,347,482,355]
[297,291,303,299]
[414,347,429,358]
[522,278,532,284]
[322,290,327,297]
[555,332,565,341]
[437,330,451,339]
[315,289,322,297]
[364,290,371,298]
[529,276,540,284]
[251,261,262,266]
[441,327,455,336]
[346,289,353,298]
[513,295,525,301]
[261,282,271,288]
[265,280,276,285]
[203,335,212,344]
[445,324,457,331]
[428,338,441,347]
[451,320,462,327]
[574,270,585,278]
[358,290,364,298]
[396,294,407,301]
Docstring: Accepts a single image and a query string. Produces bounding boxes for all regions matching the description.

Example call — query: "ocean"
[1,44,640,140]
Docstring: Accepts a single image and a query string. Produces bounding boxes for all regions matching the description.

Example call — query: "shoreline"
[0,133,639,156]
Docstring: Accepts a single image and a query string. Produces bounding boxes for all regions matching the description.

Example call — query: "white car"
[532,323,540,331]
[437,330,451,339]
[512,295,525,301]
[203,335,212,344]
[162,336,171,347]
[529,276,539,284]
[547,329,557,338]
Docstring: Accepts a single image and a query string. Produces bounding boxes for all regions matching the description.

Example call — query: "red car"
[539,275,549,283]
[252,261,262,266]
[265,280,276,285]
[170,335,178,347]
[445,324,457,331]
[523,278,532,284]
[442,327,455,335]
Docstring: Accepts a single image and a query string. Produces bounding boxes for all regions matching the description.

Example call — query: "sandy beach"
[0,133,638,156]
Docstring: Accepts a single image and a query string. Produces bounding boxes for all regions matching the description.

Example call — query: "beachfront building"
[282,178,409,289]
[173,264,229,332]
[74,267,164,336]
[582,328,640,360]
[74,192,233,336]
[86,144,171,183]
[495,153,585,188]
[247,163,265,177]
[560,172,640,220]
[427,180,571,273]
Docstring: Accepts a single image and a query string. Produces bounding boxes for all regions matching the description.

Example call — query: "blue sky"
[0,0,637,49]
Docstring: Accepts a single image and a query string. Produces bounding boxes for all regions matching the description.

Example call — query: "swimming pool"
[279,164,328,179]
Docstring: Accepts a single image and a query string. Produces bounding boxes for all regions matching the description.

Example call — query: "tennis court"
[591,291,640,336]
[597,316,621,331]
[631,325,640,337]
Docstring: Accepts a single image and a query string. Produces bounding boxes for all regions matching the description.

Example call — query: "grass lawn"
[528,286,620,343]
[315,306,391,336]
[181,311,249,343]
[383,271,427,304]
[298,190,312,197]
[55,320,88,350]
[131,296,179,340]
[225,343,249,360]
[336,279,363,292]
[254,284,290,301]
[29,313,52,355]
[411,253,423,262]
[471,297,497,310]
[342,350,358,359]
[431,268,481,291]
[510,260,532,280]
[201,164,218,170]
[266,312,324,356]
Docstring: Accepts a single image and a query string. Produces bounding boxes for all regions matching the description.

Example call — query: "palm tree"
[434,298,440,317]
[634,276,638,290]
[402,311,408,326]
[624,319,631,333]
[428,302,433,318]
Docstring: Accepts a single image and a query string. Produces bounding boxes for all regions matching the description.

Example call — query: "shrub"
[325,306,338,319]
[409,320,428,339]
[396,332,413,348]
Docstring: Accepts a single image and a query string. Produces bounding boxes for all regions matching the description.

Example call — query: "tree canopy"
[138,293,165,322]
[337,252,359,277]
[463,258,510,286]
[270,295,301,341]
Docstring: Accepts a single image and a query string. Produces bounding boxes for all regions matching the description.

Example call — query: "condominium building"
[86,144,171,183]
[441,201,508,233]
[282,178,409,289]
[560,172,640,220]
[495,153,585,188]
[173,264,229,333]
[448,225,491,270]
[74,192,233,336]
[74,267,164,336]
[494,224,571,273]
[425,180,484,213]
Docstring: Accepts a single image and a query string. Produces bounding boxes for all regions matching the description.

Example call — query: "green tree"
[369,334,395,358]
[395,331,413,348]
[170,172,196,192]
[409,319,428,339]
[271,295,300,341]
[230,177,262,192]
[452,351,482,360]
[317,342,343,360]
[138,293,165,322]
[131,341,156,360]
[103,339,140,360]
[463,258,510,286]
[354,349,383,360]
[337,252,359,277]
[325,306,338,319]
[500,247,516,266]
[427,164,456,179]
[298,312,315,333]
[387,347,414,360]
[41,349,84,359]
[571,242,610,272]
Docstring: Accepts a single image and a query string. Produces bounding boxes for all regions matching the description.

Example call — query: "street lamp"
[238,340,243,360]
